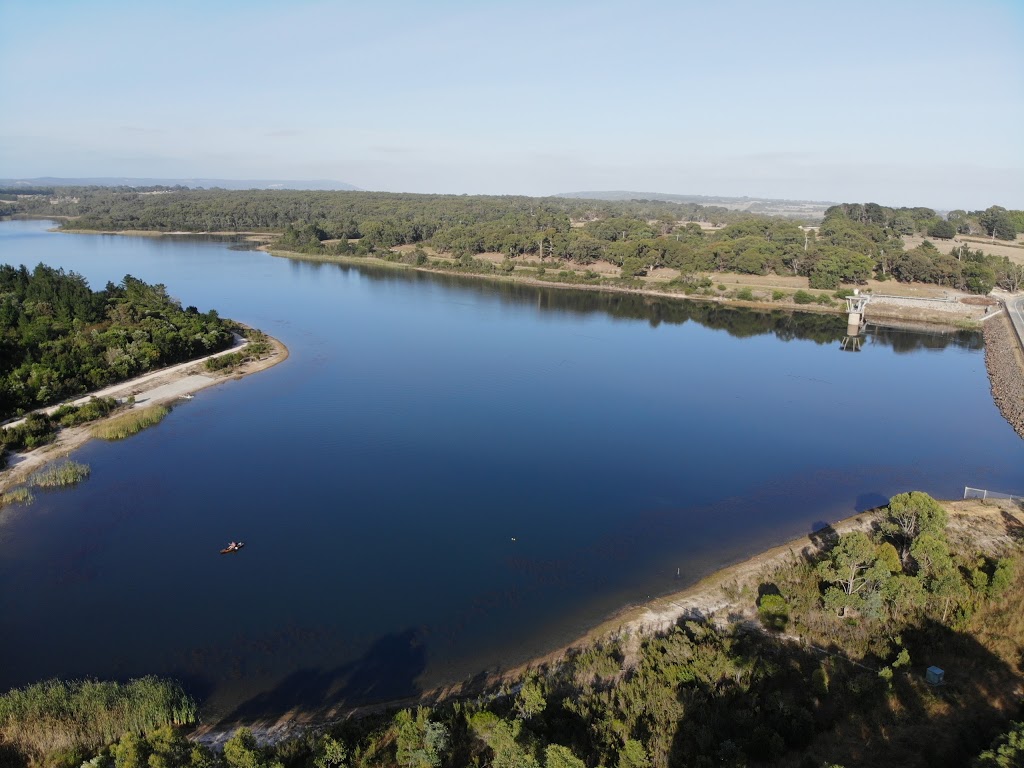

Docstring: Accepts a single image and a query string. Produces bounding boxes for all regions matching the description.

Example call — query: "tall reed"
[0,488,34,508]
[91,405,169,440]
[27,460,90,488]
[0,677,196,763]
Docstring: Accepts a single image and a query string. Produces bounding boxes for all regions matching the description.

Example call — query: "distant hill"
[0,177,361,191]
[555,190,835,219]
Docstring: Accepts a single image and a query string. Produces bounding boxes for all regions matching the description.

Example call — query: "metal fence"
[964,486,1024,501]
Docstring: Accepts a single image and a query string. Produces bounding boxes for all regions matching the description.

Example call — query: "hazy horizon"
[1,0,1022,211]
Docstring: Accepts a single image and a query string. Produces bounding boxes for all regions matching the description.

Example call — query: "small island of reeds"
[27,460,90,488]
[0,488,34,509]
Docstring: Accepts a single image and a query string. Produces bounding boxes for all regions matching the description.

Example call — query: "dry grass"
[27,460,90,488]
[91,404,169,440]
[903,234,1024,265]
[0,488,34,508]
[474,251,507,265]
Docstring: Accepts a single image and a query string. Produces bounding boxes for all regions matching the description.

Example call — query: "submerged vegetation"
[91,405,169,440]
[26,460,90,488]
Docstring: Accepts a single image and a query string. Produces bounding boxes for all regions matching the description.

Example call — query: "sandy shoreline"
[262,245,995,331]
[191,495,1024,746]
[0,333,288,494]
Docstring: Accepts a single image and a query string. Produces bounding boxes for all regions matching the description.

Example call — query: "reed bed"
[0,677,196,763]
[0,488,34,508]
[27,460,90,488]
[91,404,169,440]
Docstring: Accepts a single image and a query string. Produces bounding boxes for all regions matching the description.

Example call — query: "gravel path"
[984,313,1024,440]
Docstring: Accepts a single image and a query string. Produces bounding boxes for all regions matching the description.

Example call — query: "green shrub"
[811,666,829,695]
[57,397,119,427]
[669,276,712,294]
[771,290,786,301]
[809,271,840,289]
[205,333,270,372]
[735,287,754,301]
[793,290,815,304]
[0,413,57,451]
[975,720,1024,767]
[757,593,789,630]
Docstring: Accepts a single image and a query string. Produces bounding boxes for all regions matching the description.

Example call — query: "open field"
[903,234,1024,265]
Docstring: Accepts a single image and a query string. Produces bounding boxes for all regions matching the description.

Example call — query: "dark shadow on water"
[219,628,427,723]
[855,492,890,512]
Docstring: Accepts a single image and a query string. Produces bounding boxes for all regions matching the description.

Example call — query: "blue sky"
[1,0,1022,209]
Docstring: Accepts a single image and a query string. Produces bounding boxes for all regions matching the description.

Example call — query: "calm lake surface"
[1,218,1022,722]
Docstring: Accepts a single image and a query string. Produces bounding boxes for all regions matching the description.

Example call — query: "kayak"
[220,542,245,554]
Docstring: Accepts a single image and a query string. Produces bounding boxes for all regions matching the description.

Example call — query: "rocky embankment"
[984,315,1024,439]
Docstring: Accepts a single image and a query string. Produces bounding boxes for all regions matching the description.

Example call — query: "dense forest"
[3,493,1021,768]
[0,264,235,421]
[5,187,1022,296]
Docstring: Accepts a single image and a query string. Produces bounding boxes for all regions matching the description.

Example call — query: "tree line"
[5,187,746,236]
[8,187,1020,295]
[0,264,235,421]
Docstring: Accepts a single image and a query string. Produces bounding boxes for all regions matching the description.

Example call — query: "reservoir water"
[1,218,1022,722]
